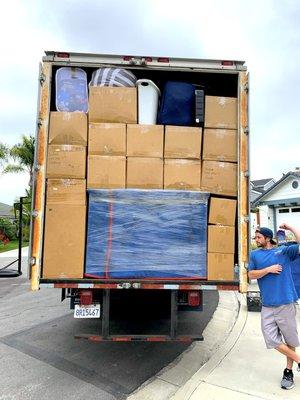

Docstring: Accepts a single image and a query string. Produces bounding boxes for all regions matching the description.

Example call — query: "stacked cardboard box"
[207,197,237,281]
[87,87,137,189]
[201,96,237,196]
[127,124,164,188]
[43,86,239,282]
[43,112,87,278]
[164,126,202,190]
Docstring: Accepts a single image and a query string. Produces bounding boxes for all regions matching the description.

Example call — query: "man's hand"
[279,223,292,231]
[267,264,282,274]
[279,223,300,243]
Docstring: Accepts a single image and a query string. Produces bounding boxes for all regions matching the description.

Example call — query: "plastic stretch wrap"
[85,189,209,279]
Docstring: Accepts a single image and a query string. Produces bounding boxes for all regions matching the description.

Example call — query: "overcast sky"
[0,0,299,205]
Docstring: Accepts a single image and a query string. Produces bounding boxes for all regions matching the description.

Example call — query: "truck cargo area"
[30,52,249,341]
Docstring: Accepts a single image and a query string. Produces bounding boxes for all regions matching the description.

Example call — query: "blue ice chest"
[85,189,209,279]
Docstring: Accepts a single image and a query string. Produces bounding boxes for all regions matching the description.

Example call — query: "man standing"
[248,223,300,390]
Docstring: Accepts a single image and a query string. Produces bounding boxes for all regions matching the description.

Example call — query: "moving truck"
[29,51,249,341]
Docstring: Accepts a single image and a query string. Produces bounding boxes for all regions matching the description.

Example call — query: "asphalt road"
[0,256,218,400]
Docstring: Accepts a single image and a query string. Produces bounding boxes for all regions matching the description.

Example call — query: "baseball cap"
[255,227,277,245]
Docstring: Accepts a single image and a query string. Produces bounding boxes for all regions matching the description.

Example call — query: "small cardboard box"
[208,225,235,254]
[205,96,237,129]
[207,253,234,281]
[46,145,86,179]
[43,205,86,279]
[209,197,237,226]
[164,159,201,190]
[127,124,164,157]
[89,87,137,123]
[201,161,237,196]
[203,128,237,162]
[87,155,126,189]
[127,157,163,189]
[49,112,87,145]
[164,126,202,159]
[88,123,126,156]
[46,179,86,205]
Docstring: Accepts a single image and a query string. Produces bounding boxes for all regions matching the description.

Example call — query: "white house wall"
[259,205,270,227]
[262,175,300,202]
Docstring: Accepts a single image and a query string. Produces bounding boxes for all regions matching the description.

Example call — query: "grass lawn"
[0,240,29,253]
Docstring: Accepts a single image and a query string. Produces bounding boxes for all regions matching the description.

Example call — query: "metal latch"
[117,282,131,289]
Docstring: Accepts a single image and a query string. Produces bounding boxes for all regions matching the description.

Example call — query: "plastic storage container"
[55,67,88,112]
[137,79,160,124]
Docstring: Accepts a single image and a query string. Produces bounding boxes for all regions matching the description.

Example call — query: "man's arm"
[279,223,300,243]
[248,264,282,280]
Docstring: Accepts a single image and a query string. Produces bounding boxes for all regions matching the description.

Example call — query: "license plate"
[74,304,101,318]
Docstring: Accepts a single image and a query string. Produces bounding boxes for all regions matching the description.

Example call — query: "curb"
[170,293,247,399]
[127,291,242,400]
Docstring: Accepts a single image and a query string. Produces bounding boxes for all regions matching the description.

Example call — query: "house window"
[278,209,289,213]
[292,207,300,213]
[292,180,299,189]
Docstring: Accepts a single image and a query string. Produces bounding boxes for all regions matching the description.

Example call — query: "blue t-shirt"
[249,245,299,306]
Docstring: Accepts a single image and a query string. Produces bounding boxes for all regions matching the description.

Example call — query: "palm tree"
[2,135,35,186]
[0,142,9,170]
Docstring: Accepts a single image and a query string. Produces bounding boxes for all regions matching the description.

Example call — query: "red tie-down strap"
[104,191,114,279]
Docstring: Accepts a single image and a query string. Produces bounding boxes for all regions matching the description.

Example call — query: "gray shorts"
[261,303,300,349]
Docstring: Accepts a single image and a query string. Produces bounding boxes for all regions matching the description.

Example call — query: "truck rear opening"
[29,52,249,341]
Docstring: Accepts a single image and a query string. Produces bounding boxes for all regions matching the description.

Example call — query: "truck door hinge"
[243,82,249,93]
[39,72,46,85]
[32,210,39,218]
[243,215,250,223]
[244,126,249,135]
[30,257,36,266]
[244,171,250,178]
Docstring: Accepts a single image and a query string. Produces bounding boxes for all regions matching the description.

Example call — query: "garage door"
[276,206,300,231]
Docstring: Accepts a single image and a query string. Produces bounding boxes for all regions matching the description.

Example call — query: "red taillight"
[80,290,93,306]
[157,57,170,63]
[123,56,133,61]
[144,57,153,62]
[188,291,200,306]
[55,52,70,58]
[221,60,234,66]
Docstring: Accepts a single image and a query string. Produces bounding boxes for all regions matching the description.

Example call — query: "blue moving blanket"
[85,189,209,279]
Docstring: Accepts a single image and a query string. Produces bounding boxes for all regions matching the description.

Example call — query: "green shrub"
[0,217,17,240]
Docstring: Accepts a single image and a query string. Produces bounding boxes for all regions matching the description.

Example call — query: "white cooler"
[137,79,160,124]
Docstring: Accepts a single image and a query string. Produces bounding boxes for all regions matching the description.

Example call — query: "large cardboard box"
[46,145,86,178]
[207,253,234,281]
[43,205,86,279]
[46,179,86,205]
[201,161,237,196]
[208,225,235,254]
[87,155,126,189]
[127,124,164,157]
[164,159,201,190]
[88,123,126,156]
[164,126,202,159]
[127,157,163,189]
[89,87,137,123]
[209,197,237,226]
[49,112,87,145]
[205,96,237,129]
[203,128,237,162]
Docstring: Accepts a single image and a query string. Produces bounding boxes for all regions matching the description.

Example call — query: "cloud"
[1,0,300,205]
